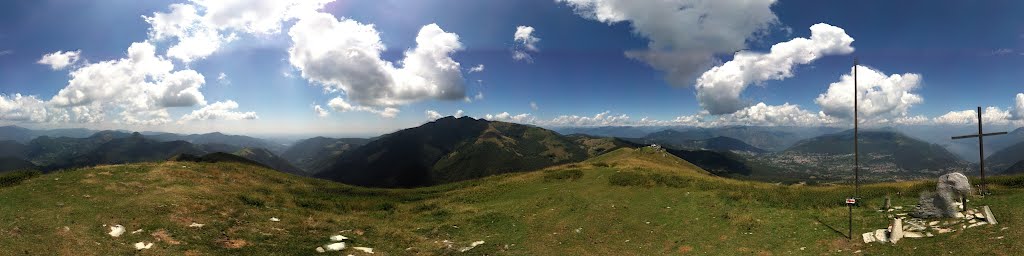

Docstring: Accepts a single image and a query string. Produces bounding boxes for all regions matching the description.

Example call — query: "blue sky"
[1,0,1023,137]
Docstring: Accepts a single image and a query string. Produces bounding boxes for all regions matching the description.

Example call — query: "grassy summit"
[1,147,1023,255]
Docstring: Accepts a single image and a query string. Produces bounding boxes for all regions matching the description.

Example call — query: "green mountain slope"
[1005,160,1024,175]
[316,116,611,187]
[986,141,1024,174]
[234,147,305,175]
[280,137,370,174]
[0,157,37,173]
[632,130,766,153]
[48,133,206,170]
[784,130,970,173]
[3,150,1024,255]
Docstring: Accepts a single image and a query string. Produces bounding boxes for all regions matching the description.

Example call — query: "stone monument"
[911,172,971,218]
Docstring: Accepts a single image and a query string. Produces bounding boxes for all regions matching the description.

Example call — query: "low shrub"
[608,171,652,187]
[543,169,584,181]
[0,170,40,188]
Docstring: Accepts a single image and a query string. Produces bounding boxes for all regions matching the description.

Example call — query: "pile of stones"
[862,172,998,244]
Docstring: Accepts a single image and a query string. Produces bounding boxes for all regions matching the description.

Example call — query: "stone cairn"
[863,172,998,244]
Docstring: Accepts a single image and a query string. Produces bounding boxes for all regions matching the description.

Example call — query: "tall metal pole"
[854,58,860,198]
[977,106,986,195]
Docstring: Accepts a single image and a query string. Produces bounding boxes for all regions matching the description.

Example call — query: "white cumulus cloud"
[0,94,55,122]
[180,100,257,122]
[696,23,854,114]
[558,0,779,84]
[144,0,334,62]
[37,50,81,70]
[711,102,839,127]
[1013,93,1024,120]
[49,42,208,124]
[468,64,485,73]
[425,110,443,120]
[512,26,539,61]
[327,97,399,118]
[313,104,328,117]
[288,13,466,108]
[485,112,537,123]
[933,107,1013,125]
[815,65,923,120]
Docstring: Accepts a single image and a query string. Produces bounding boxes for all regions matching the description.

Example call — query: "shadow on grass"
[815,215,851,239]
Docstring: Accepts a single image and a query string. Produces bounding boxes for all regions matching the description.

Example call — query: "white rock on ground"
[330,235,348,241]
[904,232,925,238]
[131,229,144,234]
[889,218,903,244]
[862,232,876,243]
[459,241,485,252]
[108,225,125,237]
[872,229,889,243]
[270,217,280,222]
[189,222,204,228]
[353,247,374,253]
[325,242,346,251]
[983,206,998,225]
[134,242,153,250]
[315,246,326,253]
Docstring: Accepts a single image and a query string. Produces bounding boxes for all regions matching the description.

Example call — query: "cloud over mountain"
[815,65,923,120]
[288,13,467,110]
[513,25,540,61]
[696,23,854,115]
[558,0,779,84]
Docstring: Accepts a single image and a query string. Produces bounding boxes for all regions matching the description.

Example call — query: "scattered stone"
[862,232,876,243]
[983,206,998,225]
[459,241,485,252]
[134,242,153,250]
[315,246,326,253]
[968,222,986,228]
[353,247,374,254]
[873,229,889,243]
[325,242,346,251]
[331,235,348,241]
[889,218,904,244]
[928,221,939,226]
[904,232,925,238]
[893,206,903,210]
[974,213,985,219]
[131,229,144,234]
[188,222,204,228]
[969,219,978,224]
[108,225,125,237]
[270,217,280,222]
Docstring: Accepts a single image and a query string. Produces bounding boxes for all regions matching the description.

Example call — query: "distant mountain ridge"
[784,129,970,173]
[0,131,300,175]
[630,130,766,153]
[315,116,628,188]
[280,137,371,174]
[985,140,1024,174]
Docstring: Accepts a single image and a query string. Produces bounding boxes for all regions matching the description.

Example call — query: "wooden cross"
[951,106,1007,195]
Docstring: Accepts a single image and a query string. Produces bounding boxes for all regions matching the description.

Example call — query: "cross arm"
[951,131,1008,140]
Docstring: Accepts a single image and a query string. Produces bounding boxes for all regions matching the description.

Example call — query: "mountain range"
[627,130,766,153]
[314,116,627,187]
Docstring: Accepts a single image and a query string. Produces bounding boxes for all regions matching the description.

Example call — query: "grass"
[0,148,1022,255]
